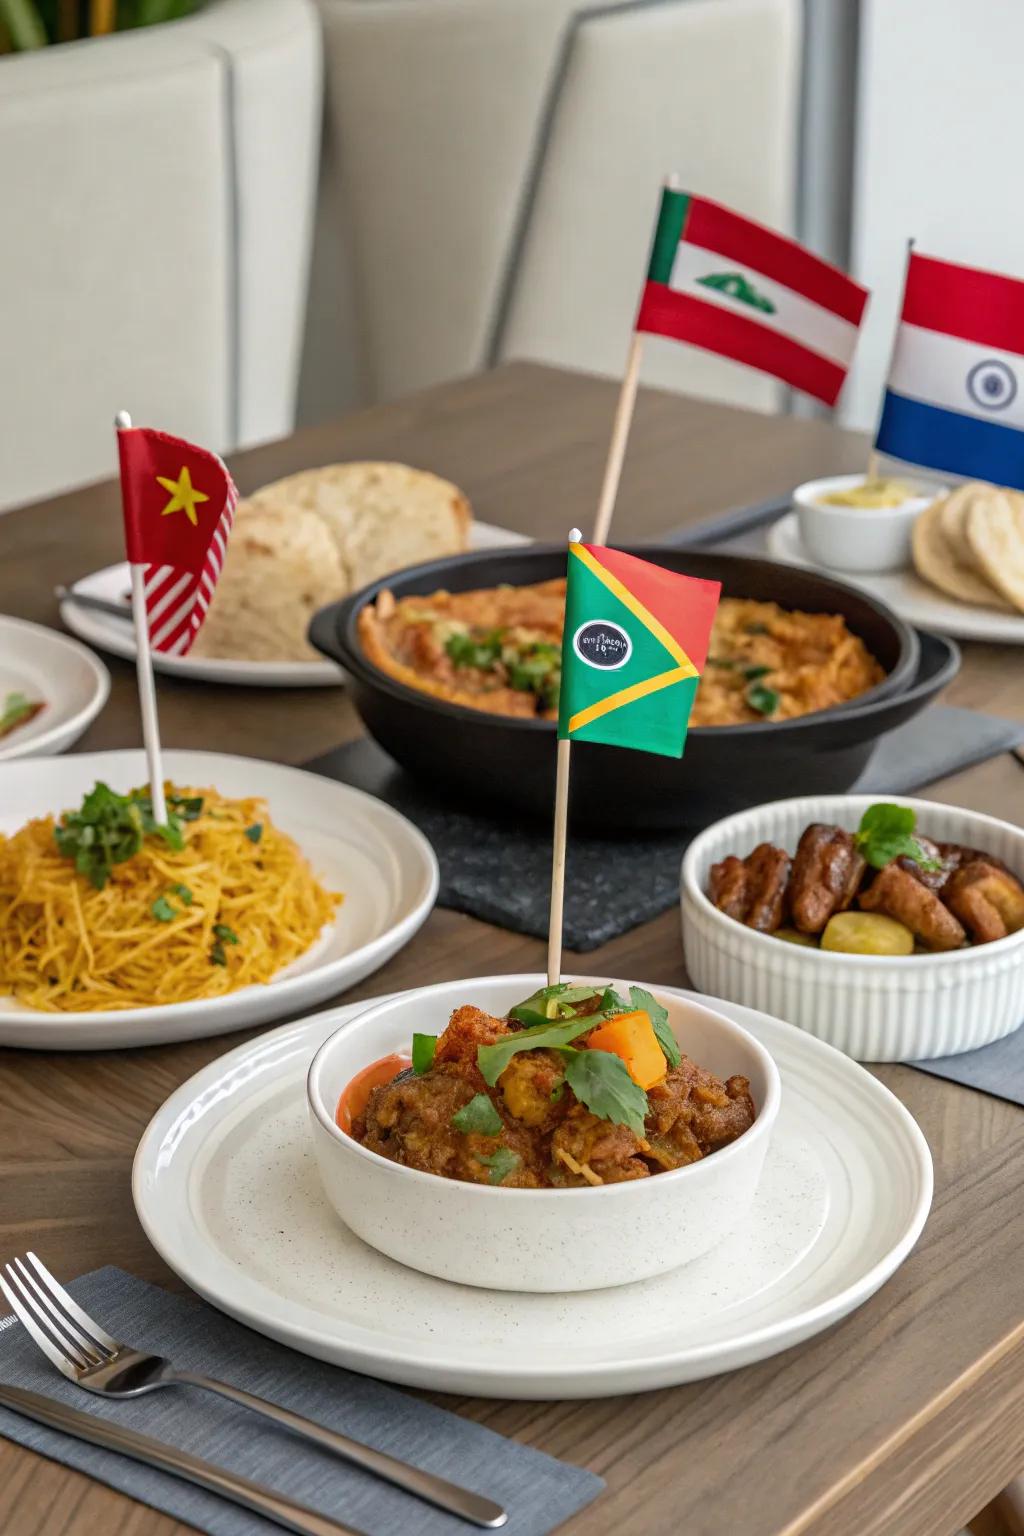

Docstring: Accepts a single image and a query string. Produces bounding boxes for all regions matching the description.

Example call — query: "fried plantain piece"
[789,824,867,935]
[708,843,790,932]
[859,863,966,951]
[944,860,1024,944]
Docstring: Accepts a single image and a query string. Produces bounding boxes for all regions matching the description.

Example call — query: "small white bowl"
[793,473,943,574]
[307,973,780,1292]
[681,794,1024,1062]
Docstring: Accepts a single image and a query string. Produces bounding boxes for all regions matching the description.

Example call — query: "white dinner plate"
[0,750,437,1051]
[59,522,530,687]
[0,616,110,761]
[133,989,932,1399]
[768,510,1024,644]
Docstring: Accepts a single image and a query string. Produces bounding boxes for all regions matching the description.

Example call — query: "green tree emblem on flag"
[697,271,776,314]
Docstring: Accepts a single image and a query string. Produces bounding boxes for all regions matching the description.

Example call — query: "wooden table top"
[2,361,1023,1536]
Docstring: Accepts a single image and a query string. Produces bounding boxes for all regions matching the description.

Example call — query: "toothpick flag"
[635,188,869,407]
[558,540,721,759]
[117,425,238,656]
[875,248,1024,488]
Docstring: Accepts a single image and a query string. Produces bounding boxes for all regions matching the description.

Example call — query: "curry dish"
[357,582,884,727]
[341,982,756,1189]
[708,802,1024,955]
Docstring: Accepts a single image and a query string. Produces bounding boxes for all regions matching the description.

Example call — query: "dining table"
[1,359,1023,1536]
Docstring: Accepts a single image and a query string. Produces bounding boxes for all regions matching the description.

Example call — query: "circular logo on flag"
[573,619,632,670]
[966,359,1017,412]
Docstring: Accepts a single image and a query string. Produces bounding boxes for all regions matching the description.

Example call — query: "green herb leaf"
[0,691,39,738]
[172,883,193,906]
[549,1081,566,1103]
[628,985,679,1068]
[854,803,942,872]
[451,1093,504,1136]
[742,664,772,682]
[213,923,239,945]
[53,781,191,889]
[475,1147,521,1186]
[563,1050,649,1138]
[746,682,780,716]
[445,629,505,671]
[478,1015,598,1085]
[151,895,176,922]
[244,823,263,844]
[412,1033,437,1075]
[167,793,204,821]
[210,941,227,966]
[509,982,602,1023]
[707,656,735,670]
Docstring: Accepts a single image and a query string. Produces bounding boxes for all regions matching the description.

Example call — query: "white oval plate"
[0,617,110,761]
[768,510,1024,644]
[60,522,530,687]
[0,750,437,1050]
[133,989,932,1399]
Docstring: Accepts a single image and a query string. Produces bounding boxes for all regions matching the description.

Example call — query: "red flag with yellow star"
[116,426,238,655]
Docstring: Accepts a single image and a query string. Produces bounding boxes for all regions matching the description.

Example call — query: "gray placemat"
[0,1267,603,1536]
[908,1025,1024,1103]
[307,707,1024,950]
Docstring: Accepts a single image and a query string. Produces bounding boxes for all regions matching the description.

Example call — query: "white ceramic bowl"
[307,973,780,1292]
[793,473,943,574]
[682,794,1024,1062]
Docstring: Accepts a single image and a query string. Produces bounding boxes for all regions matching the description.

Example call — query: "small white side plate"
[133,990,932,1399]
[768,510,1024,644]
[59,522,530,687]
[0,750,437,1050]
[0,617,110,761]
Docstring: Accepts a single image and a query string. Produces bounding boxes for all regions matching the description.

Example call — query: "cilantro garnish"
[627,985,680,1068]
[562,1050,649,1139]
[855,803,942,872]
[746,681,779,716]
[445,629,505,671]
[172,883,193,906]
[476,1147,521,1186]
[210,942,228,967]
[213,924,239,945]
[477,1015,599,1084]
[53,782,193,890]
[510,982,604,1025]
[151,895,176,923]
[742,664,772,682]
[451,1093,504,1136]
[244,823,263,844]
[412,1033,437,1075]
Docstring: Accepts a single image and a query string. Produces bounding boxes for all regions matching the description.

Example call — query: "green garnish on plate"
[855,803,942,872]
[451,1093,504,1136]
[475,1147,521,1185]
[412,1033,437,1075]
[0,691,41,739]
[745,681,780,717]
[53,782,204,890]
[151,895,176,923]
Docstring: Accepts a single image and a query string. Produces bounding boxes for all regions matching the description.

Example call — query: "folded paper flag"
[636,188,869,406]
[876,249,1024,489]
[558,541,720,758]
[117,426,238,655]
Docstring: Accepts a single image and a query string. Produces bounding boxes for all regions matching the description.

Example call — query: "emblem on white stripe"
[966,359,1017,412]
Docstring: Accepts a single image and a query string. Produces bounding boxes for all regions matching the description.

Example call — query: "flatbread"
[911,498,1014,611]
[965,487,1024,613]
[936,483,988,568]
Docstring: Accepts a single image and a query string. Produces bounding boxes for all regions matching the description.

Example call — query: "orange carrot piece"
[586,1011,667,1090]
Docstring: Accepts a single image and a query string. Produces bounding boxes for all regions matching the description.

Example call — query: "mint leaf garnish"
[562,1050,649,1138]
[855,803,942,872]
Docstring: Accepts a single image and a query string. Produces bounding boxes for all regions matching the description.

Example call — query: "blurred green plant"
[0,0,203,51]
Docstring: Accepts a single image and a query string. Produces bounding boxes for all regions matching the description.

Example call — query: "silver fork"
[1,1253,506,1530]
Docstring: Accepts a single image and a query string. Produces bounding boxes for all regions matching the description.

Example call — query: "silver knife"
[55,584,133,622]
[0,1384,361,1536]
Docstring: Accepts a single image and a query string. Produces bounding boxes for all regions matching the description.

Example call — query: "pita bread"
[911,498,1014,611]
[965,486,1024,613]
[191,503,347,662]
[192,462,472,661]
[936,483,988,568]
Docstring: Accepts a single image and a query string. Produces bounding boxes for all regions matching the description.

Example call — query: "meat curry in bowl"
[307,975,780,1290]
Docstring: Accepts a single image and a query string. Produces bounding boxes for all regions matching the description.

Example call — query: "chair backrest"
[0,0,321,512]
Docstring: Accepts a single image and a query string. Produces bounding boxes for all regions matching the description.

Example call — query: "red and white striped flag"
[636,189,869,406]
[116,426,237,655]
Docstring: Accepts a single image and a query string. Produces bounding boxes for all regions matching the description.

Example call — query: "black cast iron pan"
[310,546,943,831]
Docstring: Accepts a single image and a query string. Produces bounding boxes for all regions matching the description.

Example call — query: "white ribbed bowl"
[681,795,1024,1061]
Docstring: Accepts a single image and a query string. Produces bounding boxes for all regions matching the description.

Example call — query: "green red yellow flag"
[557,542,720,758]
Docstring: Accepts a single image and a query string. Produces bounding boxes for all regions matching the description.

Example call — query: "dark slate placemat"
[0,1267,603,1536]
[906,1023,1024,1101]
[307,706,1024,951]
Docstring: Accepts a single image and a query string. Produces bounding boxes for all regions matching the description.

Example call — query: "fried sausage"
[944,860,1024,944]
[859,863,966,952]
[708,843,790,932]
[789,824,867,935]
